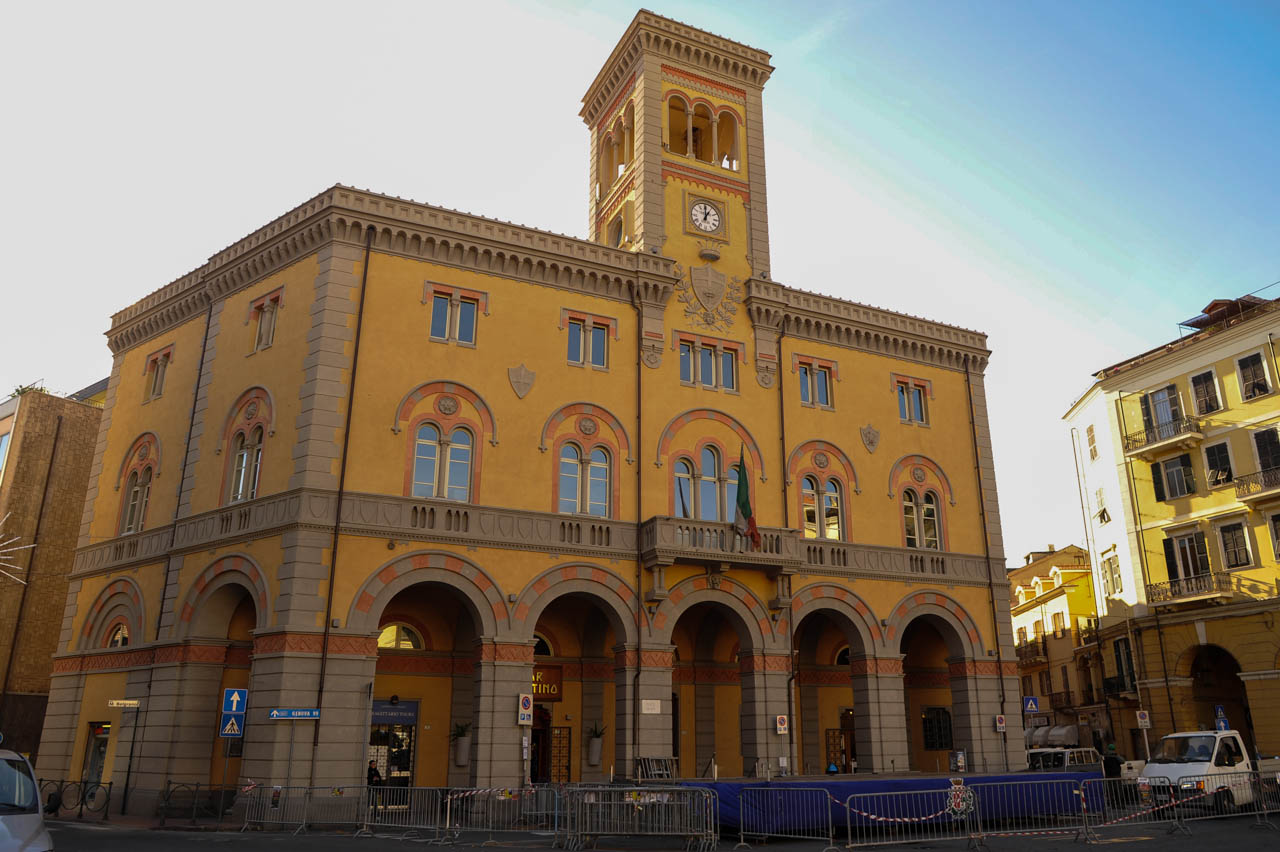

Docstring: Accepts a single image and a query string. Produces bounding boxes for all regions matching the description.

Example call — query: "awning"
[1047,725,1079,747]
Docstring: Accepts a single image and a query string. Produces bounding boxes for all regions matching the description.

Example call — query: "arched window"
[445,428,472,501]
[229,426,263,503]
[673,459,694,518]
[107,624,130,648]
[802,475,820,538]
[121,468,153,534]
[823,479,843,540]
[902,488,942,550]
[835,646,850,667]
[558,445,612,517]
[412,424,440,498]
[698,447,720,521]
[692,104,714,162]
[377,623,424,650]
[716,111,739,170]
[667,96,689,156]
[533,634,553,657]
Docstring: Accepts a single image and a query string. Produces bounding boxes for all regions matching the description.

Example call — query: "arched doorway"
[901,617,960,772]
[671,602,756,778]
[793,611,874,775]
[1189,645,1253,752]
[187,582,258,787]
[371,581,482,787]
[529,595,619,783]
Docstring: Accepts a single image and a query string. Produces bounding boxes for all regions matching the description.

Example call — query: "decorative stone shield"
[860,424,880,454]
[690,265,727,314]
[508,364,535,399]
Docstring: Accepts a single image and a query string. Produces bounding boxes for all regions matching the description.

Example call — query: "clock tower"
[580,11,774,284]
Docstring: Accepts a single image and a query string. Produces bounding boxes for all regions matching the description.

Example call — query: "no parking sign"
[517,693,533,726]
[776,715,788,735]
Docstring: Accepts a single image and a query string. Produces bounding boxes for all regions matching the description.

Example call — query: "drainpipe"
[963,355,1008,771]
[0,413,61,727]
[310,225,376,786]
[630,284,644,780]
[1114,394,1177,727]
[775,319,798,774]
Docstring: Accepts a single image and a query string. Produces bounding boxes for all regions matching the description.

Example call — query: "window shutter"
[1150,462,1166,502]
[1178,454,1195,494]
[1162,538,1177,579]
[1165,385,1181,421]
[1193,532,1210,574]
[1140,395,1153,432]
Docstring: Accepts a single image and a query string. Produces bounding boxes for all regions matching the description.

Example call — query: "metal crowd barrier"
[735,786,838,852]
[157,781,239,827]
[440,785,562,845]
[241,785,315,833]
[358,785,447,839]
[564,785,717,852]
[38,779,113,821]
[969,777,1090,842]
[1081,776,1188,839]
[842,780,981,849]
[1167,770,1278,831]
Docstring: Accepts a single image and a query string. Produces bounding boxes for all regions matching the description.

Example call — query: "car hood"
[1140,762,1212,784]
[0,812,52,852]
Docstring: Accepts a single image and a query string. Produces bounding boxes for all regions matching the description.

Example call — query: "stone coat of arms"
[508,364,535,399]
[860,424,880,454]
[676,263,742,331]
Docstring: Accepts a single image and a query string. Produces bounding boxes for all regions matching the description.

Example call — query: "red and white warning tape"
[827,792,960,824]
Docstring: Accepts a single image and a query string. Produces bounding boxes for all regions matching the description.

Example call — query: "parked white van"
[0,748,52,852]
[1139,729,1276,811]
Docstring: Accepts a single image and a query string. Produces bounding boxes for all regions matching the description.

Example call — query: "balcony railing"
[1235,467,1280,502]
[1078,623,1098,646]
[1080,684,1097,705]
[1102,675,1133,696]
[1146,571,1234,604]
[1122,416,1202,454]
[1016,638,1047,663]
[1049,690,1073,710]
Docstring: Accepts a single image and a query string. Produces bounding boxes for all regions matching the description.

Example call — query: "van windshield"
[0,757,38,813]
[1149,735,1215,764]
[1030,751,1065,770]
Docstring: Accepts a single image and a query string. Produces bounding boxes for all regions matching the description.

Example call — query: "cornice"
[581,10,772,126]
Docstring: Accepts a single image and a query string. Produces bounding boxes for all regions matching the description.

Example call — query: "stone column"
[947,659,1012,774]
[613,645,673,779]
[710,118,719,165]
[447,656,475,786]
[579,658,607,783]
[471,641,533,788]
[685,111,694,158]
[862,655,909,773]
[739,651,791,776]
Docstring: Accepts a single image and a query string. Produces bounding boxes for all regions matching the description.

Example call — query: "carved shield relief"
[508,364,535,399]
[690,265,727,314]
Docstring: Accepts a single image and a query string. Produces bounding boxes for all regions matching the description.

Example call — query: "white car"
[0,749,52,852]
[1141,730,1256,810]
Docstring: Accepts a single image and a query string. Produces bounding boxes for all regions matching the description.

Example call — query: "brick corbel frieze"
[948,660,1020,677]
[739,652,791,674]
[252,632,378,657]
[614,649,675,669]
[478,642,535,663]
[848,657,904,676]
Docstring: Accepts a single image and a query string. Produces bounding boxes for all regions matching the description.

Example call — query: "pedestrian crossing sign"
[220,712,245,738]
[1022,696,1039,713]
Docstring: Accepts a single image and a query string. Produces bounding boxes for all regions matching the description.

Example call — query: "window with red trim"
[557,443,611,517]
[120,468,152,534]
[144,346,173,400]
[902,488,941,550]
[676,334,740,391]
[801,475,843,540]
[895,375,931,424]
[795,356,837,408]
[250,289,283,352]
[426,284,486,345]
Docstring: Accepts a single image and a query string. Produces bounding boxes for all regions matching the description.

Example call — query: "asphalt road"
[46,815,1280,851]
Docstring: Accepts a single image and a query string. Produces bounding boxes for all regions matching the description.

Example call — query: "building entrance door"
[369,699,419,787]
[530,705,552,783]
[82,722,111,784]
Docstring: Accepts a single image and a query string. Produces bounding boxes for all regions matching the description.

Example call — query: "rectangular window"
[1021,675,1032,696]
[921,707,952,751]
[1086,425,1098,460]
[1205,443,1233,486]
[1033,619,1043,639]
[1113,638,1135,689]
[1140,384,1182,442]
[0,431,9,487]
[590,325,607,368]
[698,346,715,387]
[815,367,831,406]
[796,359,835,407]
[1255,428,1280,471]
[565,315,610,367]
[798,365,811,404]
[896,379,928,424]
[1239,353,1270,400]
[1164,530,1210,579]
[254,300,277,350]
[567,320,583,363]
[1101,555,1122,596]
[430,294,450,340]
[1191,371,1220,415]
[1039,669,1052,694]
[150,355,168,398]
[679,343,693,383]
[1156,453,1195,500]
[1017,627,1027,645]
[1270,514,1280,560]
[677,336,740,391]
[456,299,477,344]
[1052,612,1065,636]
[720,350,736,390]
[1219,522,1250,568]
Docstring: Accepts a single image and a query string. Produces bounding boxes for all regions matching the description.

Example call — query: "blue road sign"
[222,688,247,713]
[219,712,245,738]
[1023,696,1039,713]
[1215,718,1229,732]
[268,708,320,720]
[1214,704,1226,719]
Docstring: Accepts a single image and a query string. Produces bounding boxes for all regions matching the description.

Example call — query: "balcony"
[1079,684,1098,705]
[1102,675,1134,697]
[1235,467,1280,504]
[1049,690,1073,710]
[1146,571,1235,605]
[1078,622,1099,646]
[1016,638,1048,664]
[639,518,804,573]
[1122,416,1203,460]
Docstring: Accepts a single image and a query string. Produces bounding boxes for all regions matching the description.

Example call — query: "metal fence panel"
[1081,776,1188,838]
[735,786,837,851]
[843,781,981,849]
[564,786,716,852]
[442,786,562,844]
[359,786,445,839]
[240,785,312,832]
[38,779,113,822]
[969,778,1087,840]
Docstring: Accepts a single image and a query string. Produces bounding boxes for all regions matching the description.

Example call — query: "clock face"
[690,201,721,233]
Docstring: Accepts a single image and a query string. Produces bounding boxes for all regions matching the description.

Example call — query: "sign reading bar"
[532,665,562,702]
[108,699,140,709]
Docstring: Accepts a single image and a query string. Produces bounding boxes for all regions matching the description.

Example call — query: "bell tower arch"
[580,11,774,281]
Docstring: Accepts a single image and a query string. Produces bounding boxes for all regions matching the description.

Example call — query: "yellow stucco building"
[37,11,1022,801]
[1065,294,1280,759]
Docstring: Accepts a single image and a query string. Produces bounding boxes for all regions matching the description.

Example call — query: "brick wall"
[0,391,101,757]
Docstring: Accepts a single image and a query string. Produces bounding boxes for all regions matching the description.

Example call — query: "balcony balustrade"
[1016,638,1048,663]
[1146,571,1234,604]
[1122,416,1203,459]
[1235,467,1280,503]
[1049,690,1073,710]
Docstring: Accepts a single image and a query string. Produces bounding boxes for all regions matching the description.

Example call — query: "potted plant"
[586,722,607,766]
[451,722,472,767]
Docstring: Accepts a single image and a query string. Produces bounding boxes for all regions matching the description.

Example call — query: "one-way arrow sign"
[222,688,247,713]
[268,708,320,720]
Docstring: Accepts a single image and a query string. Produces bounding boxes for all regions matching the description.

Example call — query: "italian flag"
[733,446,762,549]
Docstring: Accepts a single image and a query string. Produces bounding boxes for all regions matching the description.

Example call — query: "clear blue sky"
[2,1,1276,564]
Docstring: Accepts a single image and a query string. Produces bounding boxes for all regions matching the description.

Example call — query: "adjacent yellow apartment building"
[1065,295,1280,759]
[37,10,1023,801]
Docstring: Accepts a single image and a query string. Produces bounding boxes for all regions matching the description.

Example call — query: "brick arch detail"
[790,582,881,653]
[538,402,633,463]
[346,550,508,638]
[1171,641,1244,679]
[393,381,497,446]
[884,590,982,659]
[650,574,778,650]
[221,386,275,443]
[662,90,745,123]
[512,562,642,646]
[887,454,955,506]
[655,408,765,481]
[114,432,162,491]
[175,554,271,637]
[78,576,147,651]
[786,439,859,495]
